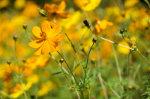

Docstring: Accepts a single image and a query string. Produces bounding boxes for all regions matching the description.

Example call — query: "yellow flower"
[74,0,101,11]
[124,0,139,8]
[61,11,82,29]
[25,55,49,70]
[117,41,130,54]
[44,1,70,18]
[10,82,32,98]
[38,81,53,96]
[93,19,113,34]
[0,0,9,8]
[29,20,64,55]
[22,1,39,18]
[74,66,83,75]
[14,0,26,9]
[27,74,39,84]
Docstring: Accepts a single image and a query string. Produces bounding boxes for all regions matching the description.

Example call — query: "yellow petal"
[41,20,51,33]
[59,1,66,11]
[28,40,43,48]
[34,47,42,55]
[32,26,41,38]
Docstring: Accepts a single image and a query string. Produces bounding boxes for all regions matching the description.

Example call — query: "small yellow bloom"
[38,81,53,96]
[93,19,113,34]
[74,66,83,75]
[117,41,130,54]
[29,20,64,55]
[74,0,101,11]
[44,1,70,18]
[10,82,32,98]
[0,0,9,8]
[124,0,139,8]
[14,0,26,9]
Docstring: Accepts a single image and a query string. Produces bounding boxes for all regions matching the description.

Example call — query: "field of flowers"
[0,0,150,99]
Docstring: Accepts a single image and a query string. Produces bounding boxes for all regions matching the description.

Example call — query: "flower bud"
[22,58,26,63]
[23,24,27,30]
[6,60,11,65]
[92,37,97,43]
[13,35,18,41]
[59,59,64,63]
[37,8,47,17]
[83,20,90,28]
[120,29,124,34]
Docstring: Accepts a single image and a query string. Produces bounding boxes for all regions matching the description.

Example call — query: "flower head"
[44,1,70,19]
[29,20,64,55]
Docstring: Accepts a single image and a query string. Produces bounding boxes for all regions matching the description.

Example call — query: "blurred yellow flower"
[22,1,39,18]
[117,41,130,54]
[105,6,124,23]
[74,66,83,75]
[10,82,32,98]
[27,74,39,84]
[25,55,49,70]
[44,1,70,18]
[14,0,26,9]
[74,0,101,11]
[0,0,9,8]
[93,19,113,34]
[124,0,139,8]
[61,11,82,29]
[38,81,53,96]
[29,20,64,55]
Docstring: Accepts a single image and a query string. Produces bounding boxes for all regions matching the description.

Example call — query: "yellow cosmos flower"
[93,19,113,34]
[74,0,101,11]
[124,0,139,8]
[44,1,70,18]
[14,0,26,9]
[38,81,53,96]
[74,66,83,75]
[10,82,32,98]
[22,1,39,18]
[0,0,9,8]
[117,41,130,54]
[29,20,64,55]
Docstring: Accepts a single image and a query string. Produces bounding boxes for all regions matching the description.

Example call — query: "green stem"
[112,45,124,91]
[64,33,77,53]
[57,51,78,85]
[20,76,28,99]
[83,42,94,86]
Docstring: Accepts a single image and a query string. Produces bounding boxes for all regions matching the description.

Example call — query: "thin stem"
[20,75,28,99]
[112,45,124,91]
[83,42,95,85]
[49,53,81,99]
[64,33,77,53]
[98,73,108,99]
[57,51,78,85]
[137,49,150,64]
[99,36,133,50]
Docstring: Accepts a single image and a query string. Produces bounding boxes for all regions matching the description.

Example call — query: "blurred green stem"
[112,45,124,91]
[83,42,94,86]
[57,51,78,85]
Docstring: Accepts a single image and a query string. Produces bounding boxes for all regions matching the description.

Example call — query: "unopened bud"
[23,24,27,30]
[13,35,18,41]
[22,58,26,63]
[7,60,11,65]
[59,59,64,63]
[83,20,90,28]
[92,37,97,43]
[37,8,47,17]
[120,29,124,34]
